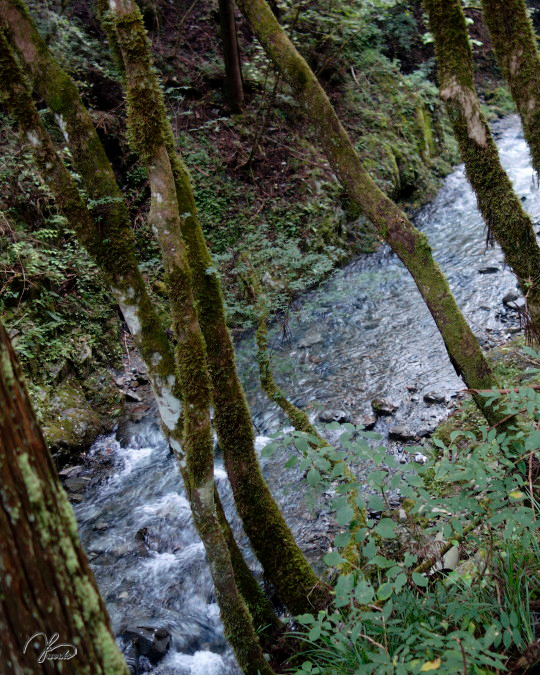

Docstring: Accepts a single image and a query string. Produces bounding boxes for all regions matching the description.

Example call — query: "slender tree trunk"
[219,0,245,112]
[0,25,274,674]
[98,4,274,671]
[235,0,502,425]
[1,0,282,635]
[423,0,540,336]
[481,0,540,177]
[0,320,128,675]
[98,0,332,614]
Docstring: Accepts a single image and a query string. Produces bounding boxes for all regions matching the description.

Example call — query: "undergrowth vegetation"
[0,0,513,439]
[261,346,540,673]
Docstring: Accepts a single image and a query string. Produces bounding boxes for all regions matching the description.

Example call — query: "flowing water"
[74,116,540,674]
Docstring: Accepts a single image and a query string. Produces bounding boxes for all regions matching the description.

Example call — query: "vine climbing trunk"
[481,0,540,177]
[0,22,277,670]
[235,0,503,425]
[98,0,332,615]
[1,0,281,638]
[0,319,128,675]
[423,0,540,336]
[219,0,245,111]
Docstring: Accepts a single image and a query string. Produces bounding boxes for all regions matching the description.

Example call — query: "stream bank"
[56,115,539,673]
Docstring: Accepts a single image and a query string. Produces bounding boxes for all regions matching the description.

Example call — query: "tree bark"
[0,320,128,674]
[99,3,273,671]
[0,22,275,672]
[235,0,503,425]
[1,0,281,637]
[98,0,333,615]
[424,0,540,336]
[481,0,540,177]
[219,0,245,112]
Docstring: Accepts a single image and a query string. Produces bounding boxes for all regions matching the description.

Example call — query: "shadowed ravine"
[74,115,540,674]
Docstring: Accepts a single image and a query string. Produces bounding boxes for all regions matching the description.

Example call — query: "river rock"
[63,477,88,493]
[299,330,323,348]
[359,413,377,429]
[414,452,428,464]
[318,409,351,423]
[502,291,519,306]
[371,398,398,416]
[507,297,526,311]
[477,266,499,274]
[59,465,83,479]
[389,425,415,441]
[124,389,143,403]
[120,626,171,669]
[42,377,104,457]
[423,391,446,404]
[93,520,110,531]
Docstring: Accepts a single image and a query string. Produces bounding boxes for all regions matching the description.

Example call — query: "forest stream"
[72,115,540,674]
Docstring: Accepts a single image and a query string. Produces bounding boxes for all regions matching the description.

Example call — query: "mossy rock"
[42,376,104,458]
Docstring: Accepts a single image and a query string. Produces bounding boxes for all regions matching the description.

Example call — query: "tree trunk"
[0,320,128,675]
[235,0,503,425]
[99,3,274,671]
[99,0,332,614]
[219,0,245,112]
[1,0,282,636]
[0,22,274,673]
[423,0,540,337]
[481,0,540,177]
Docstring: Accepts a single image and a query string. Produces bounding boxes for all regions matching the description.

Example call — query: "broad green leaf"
[367,494,386,511]
[336,505,355,526]
[334,532,352,548]
[307,468,321,487]
[377,582,394,601]
[323,550,344,566]
[412,572,428,587]
[374,518,397,539]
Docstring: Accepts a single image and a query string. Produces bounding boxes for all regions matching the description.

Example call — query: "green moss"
[482,0,540,175]
[424,0,540,335]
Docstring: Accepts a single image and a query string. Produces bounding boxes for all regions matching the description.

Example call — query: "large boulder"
[42,376,104,457]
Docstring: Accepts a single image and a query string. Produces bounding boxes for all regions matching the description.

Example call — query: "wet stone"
[318,409,351,423]
[120,626,171,668]
[59,465,83,479]
[423,391,446,404]
[478,266,499,274]
[299,330,323,348]
[359,413,376,429]
[64,477,88,493]
[93,520,110,531]
[502,292,519,306]
[507,297,526,311]
[389,425,415,441]
[371,398,398,416]
[125,389,143,403]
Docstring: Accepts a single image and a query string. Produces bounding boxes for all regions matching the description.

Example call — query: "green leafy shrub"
[263,349,540,673]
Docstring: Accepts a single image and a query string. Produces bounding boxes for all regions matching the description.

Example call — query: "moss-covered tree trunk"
[101,3,274,671]
[219,0,245,111]
[98,0,332,615]
[1,0,281,637]
[424,0,540,336]
[235,0,502,425]
[481,0,540,176]
[0,320,128,675]
[0,23,276,671]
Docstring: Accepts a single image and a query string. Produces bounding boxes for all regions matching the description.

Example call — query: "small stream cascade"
[74,116,540,674]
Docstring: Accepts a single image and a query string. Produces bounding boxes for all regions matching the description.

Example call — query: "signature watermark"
[23,632,77,663]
